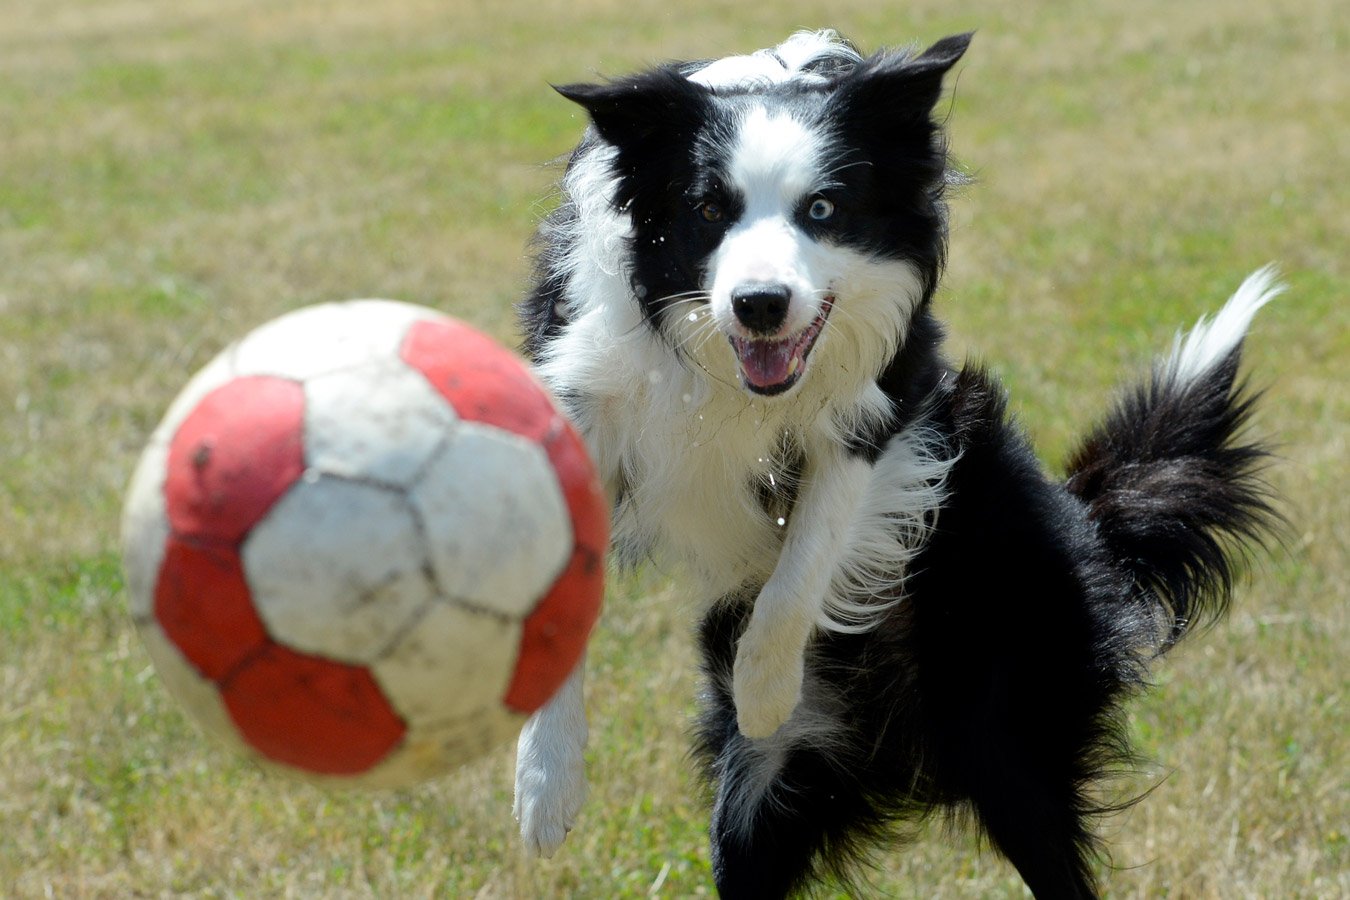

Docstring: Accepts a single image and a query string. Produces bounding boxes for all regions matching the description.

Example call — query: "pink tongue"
[736,338,795,388]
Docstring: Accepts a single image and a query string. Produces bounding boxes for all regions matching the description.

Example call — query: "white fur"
[1166,265,1282,384]
[704,107,836,350]
[513,658,588,857]
[689,29,861,89]
[515,28,955,852]
[826,426,954,630]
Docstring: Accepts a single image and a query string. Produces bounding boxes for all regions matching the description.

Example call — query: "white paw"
[512,657,589,857]
[513,753,588,858]
[732,619,806,739]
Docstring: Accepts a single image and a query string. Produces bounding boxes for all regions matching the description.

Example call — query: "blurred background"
[1,0,1345,896]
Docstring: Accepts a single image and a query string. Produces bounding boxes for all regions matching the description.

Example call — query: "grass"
[1,0,1346,895]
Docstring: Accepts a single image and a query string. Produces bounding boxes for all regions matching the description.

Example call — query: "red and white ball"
[121,300,607,787]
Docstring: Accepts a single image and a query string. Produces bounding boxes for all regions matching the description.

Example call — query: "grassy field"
[1,0,1345,896]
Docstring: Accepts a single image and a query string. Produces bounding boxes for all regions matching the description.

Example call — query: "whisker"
[816,157,874,190]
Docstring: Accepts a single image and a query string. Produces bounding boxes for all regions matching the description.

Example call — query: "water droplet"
[768,473,776,487]
[776,517,786,527]
[687,312,698,322]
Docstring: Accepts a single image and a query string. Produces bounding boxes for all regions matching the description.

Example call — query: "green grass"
[2,0,1346,896]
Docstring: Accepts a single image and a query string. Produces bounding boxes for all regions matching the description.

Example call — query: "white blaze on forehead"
[703,106,833,341]
[727,107,828,214]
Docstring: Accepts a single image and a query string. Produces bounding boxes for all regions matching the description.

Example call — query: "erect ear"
[910,32,973,77]
[554,66,711,153]
[831,32,973,126]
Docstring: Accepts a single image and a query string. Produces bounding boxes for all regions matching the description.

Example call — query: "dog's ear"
[832,32,972,127]
[555,67,710,153]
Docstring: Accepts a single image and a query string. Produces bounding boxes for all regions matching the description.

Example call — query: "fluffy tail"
[1065,266,1284,649]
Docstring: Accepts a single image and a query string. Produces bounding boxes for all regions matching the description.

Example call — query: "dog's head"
[558,32,969,398]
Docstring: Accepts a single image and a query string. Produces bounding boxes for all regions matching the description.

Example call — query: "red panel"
[543,416,610,564]
[154,537,269,682]
[401,316,609,714]
[221,643,407,776]
[504,417,609,713]
[164,376,306,543]
[400,318,557,442]
[503,544,605,713]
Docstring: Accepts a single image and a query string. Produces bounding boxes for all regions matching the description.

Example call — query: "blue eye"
[808,197,835,221]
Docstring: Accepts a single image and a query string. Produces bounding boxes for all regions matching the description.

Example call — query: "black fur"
[694,357,1276,898]
[517,31,1280,898]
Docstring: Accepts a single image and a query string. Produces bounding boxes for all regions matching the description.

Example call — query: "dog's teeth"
[787,356,800,377]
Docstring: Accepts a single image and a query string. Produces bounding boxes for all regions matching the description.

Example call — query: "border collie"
[511,30,1281,898]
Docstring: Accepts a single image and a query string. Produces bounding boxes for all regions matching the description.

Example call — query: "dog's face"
[559,33,969,398]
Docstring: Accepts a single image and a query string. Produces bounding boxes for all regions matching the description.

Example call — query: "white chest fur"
[538,308,818,600]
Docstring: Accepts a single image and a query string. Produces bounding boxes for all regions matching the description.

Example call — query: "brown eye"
[698,200,725,223]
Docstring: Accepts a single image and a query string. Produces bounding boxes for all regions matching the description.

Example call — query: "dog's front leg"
[513,655,588,857]
[733,450,872,738]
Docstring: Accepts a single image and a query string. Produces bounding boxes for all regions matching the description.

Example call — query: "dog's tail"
[1064,266,1284,650]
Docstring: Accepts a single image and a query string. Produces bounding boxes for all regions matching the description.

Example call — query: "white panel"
[242,476,434,663]
[373,600,520,724]
[341,706,524,789]
[304,360,457,489]
[232,299,441,382]
[411,423,572,617]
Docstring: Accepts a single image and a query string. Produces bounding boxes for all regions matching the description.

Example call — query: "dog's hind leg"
[964,750,1103,899]
[701,695,864,898]
[698,602,877,899]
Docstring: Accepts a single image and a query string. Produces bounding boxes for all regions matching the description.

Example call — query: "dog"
[511,30,1281,898]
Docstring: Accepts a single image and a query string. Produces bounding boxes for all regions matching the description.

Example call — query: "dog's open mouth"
[729,296,834,396]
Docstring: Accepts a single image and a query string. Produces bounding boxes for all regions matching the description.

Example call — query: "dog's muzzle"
[728,293,834,395]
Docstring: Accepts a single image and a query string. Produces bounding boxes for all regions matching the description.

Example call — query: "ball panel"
[122,437,171,620]
[233,300,436,382]
[372,601,521,724]
[344,705,525,789]
[137,619,252,757]
[504,406,609,712]
[243,476,434,663]
[542,415,610,566]
[154,537,270,682]
[400,318,558,443]
[504,544,604,713]
[304,360,457,489]
[126,301,608,787]
[221,643,406,776]
[164,376,306,543]
[411,423,572,617]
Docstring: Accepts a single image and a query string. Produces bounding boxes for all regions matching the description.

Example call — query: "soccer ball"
[121,300,607,788]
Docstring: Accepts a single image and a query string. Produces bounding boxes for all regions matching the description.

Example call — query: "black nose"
[731,284,791,335]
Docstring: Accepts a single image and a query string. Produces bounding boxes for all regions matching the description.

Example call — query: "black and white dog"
[512,30,1280,898]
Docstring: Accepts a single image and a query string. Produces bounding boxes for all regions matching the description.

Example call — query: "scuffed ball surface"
[122,300,607,787]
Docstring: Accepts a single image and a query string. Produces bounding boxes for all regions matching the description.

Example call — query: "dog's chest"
[601,387,807,598]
